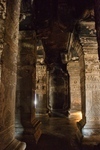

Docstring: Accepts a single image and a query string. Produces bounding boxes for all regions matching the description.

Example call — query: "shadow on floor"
[36,133,74,150]
[36,130,100,150]
[35,112,100,150]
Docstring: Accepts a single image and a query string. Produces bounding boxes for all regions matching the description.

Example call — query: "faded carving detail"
[67,61,81,111]
[85,79,100,124]
[78,20,100,127]
[0,83,5,129]
[0,1,6,81]
[36,64,47,94]
[0,0,6,19]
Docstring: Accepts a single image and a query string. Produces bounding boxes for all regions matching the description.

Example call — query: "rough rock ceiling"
[20,0,94,67]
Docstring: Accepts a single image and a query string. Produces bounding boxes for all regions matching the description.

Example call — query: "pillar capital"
[67,60,80,75]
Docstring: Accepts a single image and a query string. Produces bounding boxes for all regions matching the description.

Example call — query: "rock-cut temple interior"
[1,0,100,150]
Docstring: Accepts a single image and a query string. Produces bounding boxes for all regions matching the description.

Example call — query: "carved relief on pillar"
[0,0,6,127]
[94,0,100,59]
[0,0,6,19]
[0,0,6,130]
[71,33,85,129]
[36,64,47,94]
[34,40,48,114]
[0,83,4,128]
[79,21,100,128]
[86,90,100,122]
[0,60,1,82]
[35,64,48,114]
[67,61,81,111]
[0,0,6,81]
[85,71,100,123]
[0,0,26,149]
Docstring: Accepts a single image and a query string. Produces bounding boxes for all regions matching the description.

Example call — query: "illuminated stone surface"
[67,61,81,111]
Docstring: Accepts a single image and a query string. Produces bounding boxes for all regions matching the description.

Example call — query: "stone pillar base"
[82,128,100,137]
[16,119,41,149]
[31,119,42,143]
[69,129,83,150]
[82,125,100,147]
[49,109,69,117]
[5,139,26,150]
[77,117,86,130]
[76,129,83,143]
[81,121,100,147]
[82,122,100,137]
[35,108,48,115]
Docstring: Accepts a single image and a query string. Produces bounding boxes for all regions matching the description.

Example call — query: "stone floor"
[34,111,100,150]
[35,111,82,150]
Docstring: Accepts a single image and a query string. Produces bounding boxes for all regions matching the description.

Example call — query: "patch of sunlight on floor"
[69,111,82,121]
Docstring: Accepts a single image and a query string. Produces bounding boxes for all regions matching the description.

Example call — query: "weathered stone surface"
[94,0,100,60]
[67,61,81,111]
[35,64,48,114]
[0,0,6,19]
[16,31,41,147]
[48,65,70,117]
[0,0,26,149]
[72,32,85,122]
[0,0,5,83]
[79,21,100,134]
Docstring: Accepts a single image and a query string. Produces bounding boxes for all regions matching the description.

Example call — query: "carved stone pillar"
[0,0,5,82]
[35,64,48,114]
[47,70,50,112]
[67,61,81,111]
[35,40,48,114]
[0,0,26,149]
[0,56,1,82]
[79,21,100,135]
[94,0,100,60]
[48,65,70,117]
[16,31,41,148]
[0,25,4,82]
[69,31,85,129]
